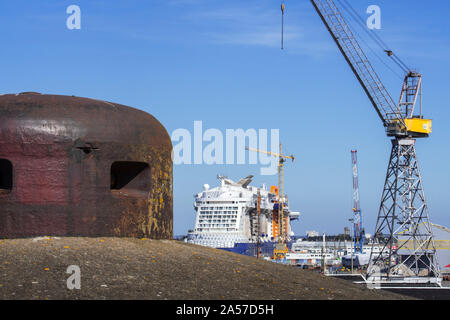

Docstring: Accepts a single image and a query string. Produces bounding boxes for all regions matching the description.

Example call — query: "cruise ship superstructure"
[187,175,300,256]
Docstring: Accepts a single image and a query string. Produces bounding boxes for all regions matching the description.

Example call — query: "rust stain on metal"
[0,93,173,239]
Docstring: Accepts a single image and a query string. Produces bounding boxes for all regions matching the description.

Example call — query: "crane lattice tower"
[310,0,441,285]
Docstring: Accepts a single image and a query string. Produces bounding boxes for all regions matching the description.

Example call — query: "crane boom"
[310,0,405,129]
[245,146,294,161]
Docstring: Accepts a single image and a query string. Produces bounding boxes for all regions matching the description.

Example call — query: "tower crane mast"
[351,150,364,253]
[245,144,294,254]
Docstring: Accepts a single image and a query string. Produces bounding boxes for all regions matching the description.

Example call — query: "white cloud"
[184,5,334,56]
[206,29,300,48]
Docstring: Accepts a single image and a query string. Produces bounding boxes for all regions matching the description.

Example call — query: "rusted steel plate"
[0,93,173,239]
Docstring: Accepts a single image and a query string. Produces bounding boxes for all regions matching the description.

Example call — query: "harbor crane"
[309,0,440,285]
[245,144,294,258]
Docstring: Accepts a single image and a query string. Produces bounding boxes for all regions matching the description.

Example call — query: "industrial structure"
[350,150,365,254]
[246,144,294,259]
[310,0,441,286]
[187,174,300,257]
[0,92,173,239]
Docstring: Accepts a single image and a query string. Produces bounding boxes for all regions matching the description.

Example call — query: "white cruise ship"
[186,175,300,256]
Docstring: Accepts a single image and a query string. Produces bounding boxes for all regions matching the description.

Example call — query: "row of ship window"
[196,228,237,232]
[197,224,237,228]
[199,215,237,219]
[199,219,237,223]
[199,206,239,210]
[200,212,238,215]
[197,201,247,204]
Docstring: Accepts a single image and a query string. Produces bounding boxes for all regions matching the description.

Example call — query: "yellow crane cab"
[387,117,432,138]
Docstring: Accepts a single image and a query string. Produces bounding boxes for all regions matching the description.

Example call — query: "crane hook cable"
[339,0,411,74]
[281,1,285,50]
[341,9,404,80]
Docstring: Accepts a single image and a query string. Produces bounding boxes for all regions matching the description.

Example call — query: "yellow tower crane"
[245,144,294,259]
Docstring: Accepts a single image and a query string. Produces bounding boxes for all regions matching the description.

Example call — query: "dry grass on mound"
[0,237,410,300]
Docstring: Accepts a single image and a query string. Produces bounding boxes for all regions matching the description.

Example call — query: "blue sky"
[1,0,450,237]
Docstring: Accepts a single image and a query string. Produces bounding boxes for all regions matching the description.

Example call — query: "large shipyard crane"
[246,144,294,257]
[351,150,365,254]
[310,0,441,285]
